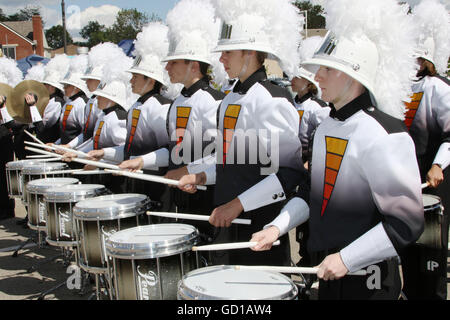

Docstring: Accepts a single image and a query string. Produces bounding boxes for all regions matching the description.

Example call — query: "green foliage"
[294,1,326,29]
[45,25,73,49]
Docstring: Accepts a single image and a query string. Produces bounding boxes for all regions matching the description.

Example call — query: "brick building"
[0,15,51,60]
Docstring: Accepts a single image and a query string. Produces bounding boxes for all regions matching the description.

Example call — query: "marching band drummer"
[87,23,173,209]
[25,55,70,143]
[64,43,129,151]
[292,36,330,165]
[118,0,225,246]
[400,0,450,301]
[177,0,307,266]
[250,0,424,300]
[52,54,91,147]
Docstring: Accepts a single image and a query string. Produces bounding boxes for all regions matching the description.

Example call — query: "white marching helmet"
[60,55,91,97]
[93,80,128,109]
[212,16,276,56]
[80,65,103,81]
[163,32,212,65]
[42,54,70,92]
[303,32,379,107]
[128,55,167,87]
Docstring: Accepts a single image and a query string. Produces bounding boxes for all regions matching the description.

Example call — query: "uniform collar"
[295,92,313,104]
[69,91,85,101]
[329,90,373,121]
[233,67,267,94]
[138,88,159,104]
[103,104,123,115]
[181,77,210,98]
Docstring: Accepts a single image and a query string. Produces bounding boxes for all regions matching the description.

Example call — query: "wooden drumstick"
[107,169,207,191]
[421,182,430,189]
[192,240,280,251]
[234,265,367,276]
[25,141,89,159]
[147,211,251,225]
[24,129,45,145]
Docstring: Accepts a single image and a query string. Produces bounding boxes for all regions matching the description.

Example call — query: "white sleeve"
[78,140,93,153]
[68,133,84,148]
[30,106,43,123]
[42,100,62,127]
[187,153,217,174]
[140,147,169,170]
[0,107,13,124]
[103,144,125,163]
[263,197,310,237]
[340,223,398,273]
[237,174,286,212]
[432,142,450,170]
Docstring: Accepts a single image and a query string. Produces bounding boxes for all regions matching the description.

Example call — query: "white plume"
[319,0,418,120]
[412,0,450,75]
[87,42,127,69]
[44,54,70,78]
[0,57,23,86]
[25,63,46,81]
[134,22,169,59]
[212,0,304,78]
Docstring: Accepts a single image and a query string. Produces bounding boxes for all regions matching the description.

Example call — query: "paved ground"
[0,198,448,300]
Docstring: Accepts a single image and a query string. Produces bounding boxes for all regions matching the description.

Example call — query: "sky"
[0,0,448,42]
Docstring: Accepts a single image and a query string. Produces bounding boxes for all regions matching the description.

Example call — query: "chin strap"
[238,51,252,80]
[182,61,194,87]
[332,71,355,108]
[139,78,152,96]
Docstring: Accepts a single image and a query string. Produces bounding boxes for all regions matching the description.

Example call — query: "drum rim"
[178,265,298,300]
[44,184,107,202]
[422,194,442,209]
[73,193,150,220]
[105,224,199,259]
[6,160,42,169]
[26,178,80,194]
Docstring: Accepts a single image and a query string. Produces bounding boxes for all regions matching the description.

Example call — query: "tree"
[107,9,160,43]
[0,8,8,21]
[6,5,45,25]
[45,25,73,49]
[80,21,108,48]
[294,1,326,29]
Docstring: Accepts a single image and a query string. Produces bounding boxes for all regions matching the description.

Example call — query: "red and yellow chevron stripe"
[404,92,423,130]
[62,105,73,131]
[83,103,93,135]
[126,109,141,153]
[298,110,304,124]
[175,106,191,152]
[321,136,348,216]
[223,104,241,165]
[93,121,104,150]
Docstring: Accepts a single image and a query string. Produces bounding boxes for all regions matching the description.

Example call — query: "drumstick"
[25,146,143,174]
[26,155,55,159]
[24,129,45,145]
[40,169,85,175]
[25,141,89,159]
[106,169,207,191]
[147,211,251,225]
[192,240,280,251]
[234,265,367,276]
[421,182,430,189]
[72,170,112,175]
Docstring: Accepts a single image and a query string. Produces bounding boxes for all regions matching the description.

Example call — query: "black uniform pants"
[0,130,15,218]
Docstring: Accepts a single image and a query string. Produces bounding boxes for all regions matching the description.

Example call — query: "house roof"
[1,20,50,49]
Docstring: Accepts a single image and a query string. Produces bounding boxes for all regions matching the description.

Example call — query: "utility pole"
[62,0,67,53]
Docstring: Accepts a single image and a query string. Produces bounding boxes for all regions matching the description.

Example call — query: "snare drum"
[178,265,298,300]
[73,194,151,274]
[26,178,80,231]
[44,184,108,247]
[21,162,69,206]
[105,224,199,300]
[5,160,41,198]
[417,194,444,248]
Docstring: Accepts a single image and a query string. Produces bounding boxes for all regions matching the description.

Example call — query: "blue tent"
[118,40,135,58]
[17,54,50,77]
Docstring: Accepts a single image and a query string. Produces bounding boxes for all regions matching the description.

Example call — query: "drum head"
[22,162,68,174]
[422,194,441,208]
[6,160,41,170]
[26,177,79,194]
[105,224,198,259]
[45,184,107,202]
[179,266,298,300]
[73,193,149,221]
